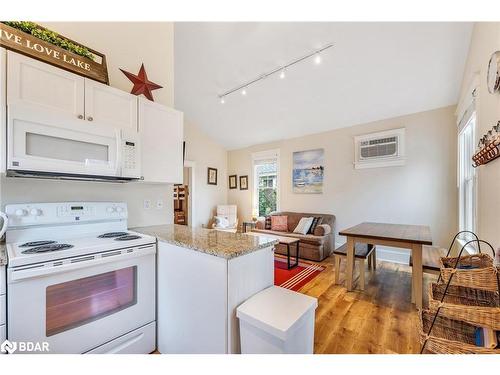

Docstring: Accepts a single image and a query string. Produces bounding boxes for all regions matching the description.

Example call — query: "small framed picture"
[229,175,237,189]
[207,167,218,185]
[239,175,248,190]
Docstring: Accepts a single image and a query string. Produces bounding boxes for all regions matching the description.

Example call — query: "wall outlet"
[143,199,151,210]
[156,199,164,209]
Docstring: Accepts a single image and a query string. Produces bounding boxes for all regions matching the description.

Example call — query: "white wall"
[458,22,500,249]
[228,106,458,248]
[184,121,228,228]
[1,22,175,227]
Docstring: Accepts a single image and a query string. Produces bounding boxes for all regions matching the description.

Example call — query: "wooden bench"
[334,243,376,290]
[409,245,447,275]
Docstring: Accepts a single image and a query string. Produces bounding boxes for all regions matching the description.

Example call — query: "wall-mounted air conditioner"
[354,128,406,169]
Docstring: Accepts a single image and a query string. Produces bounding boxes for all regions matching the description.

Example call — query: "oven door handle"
[8,245,156,282]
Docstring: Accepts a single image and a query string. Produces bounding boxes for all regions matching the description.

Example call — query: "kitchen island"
[133,224,277,354]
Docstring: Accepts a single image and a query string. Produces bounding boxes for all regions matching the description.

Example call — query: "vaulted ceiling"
[174,22,473,150]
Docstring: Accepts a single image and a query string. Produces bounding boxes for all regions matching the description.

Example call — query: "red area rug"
[274,255,325,292]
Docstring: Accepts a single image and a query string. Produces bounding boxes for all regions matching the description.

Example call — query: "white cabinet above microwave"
[7,50,84,121]
[7,51,138,131]
[84,79,138,131]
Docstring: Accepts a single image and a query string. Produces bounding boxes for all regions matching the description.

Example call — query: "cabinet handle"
[87,116,93,121]
[78,115,84,119]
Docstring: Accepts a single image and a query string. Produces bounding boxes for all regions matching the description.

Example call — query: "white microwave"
[6,103,141,181]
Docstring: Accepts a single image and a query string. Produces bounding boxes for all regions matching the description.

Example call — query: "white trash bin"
[236,286,318,354]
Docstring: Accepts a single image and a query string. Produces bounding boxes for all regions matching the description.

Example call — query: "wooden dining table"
[338,222,432,309]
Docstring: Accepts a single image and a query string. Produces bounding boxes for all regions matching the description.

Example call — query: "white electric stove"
[5,202,157,354]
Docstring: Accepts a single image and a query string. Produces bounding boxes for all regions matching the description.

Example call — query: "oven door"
[7,103,121,177]
[7,244,156,354]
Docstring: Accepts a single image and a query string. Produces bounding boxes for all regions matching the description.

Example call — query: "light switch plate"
[143,200,151,210]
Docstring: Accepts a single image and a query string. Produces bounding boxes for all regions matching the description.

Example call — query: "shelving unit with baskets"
[420,233,500,354]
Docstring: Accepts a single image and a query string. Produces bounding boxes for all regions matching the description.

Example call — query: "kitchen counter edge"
[132,224,278,260]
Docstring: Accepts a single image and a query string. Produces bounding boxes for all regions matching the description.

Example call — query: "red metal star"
[120,64,163,101]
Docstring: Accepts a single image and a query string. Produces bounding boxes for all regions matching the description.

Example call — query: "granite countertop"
[0,241,6,266]
[133,224,278,260]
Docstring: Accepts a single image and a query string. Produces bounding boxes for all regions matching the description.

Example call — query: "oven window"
[46,266,137,337]
[26,132,109,163]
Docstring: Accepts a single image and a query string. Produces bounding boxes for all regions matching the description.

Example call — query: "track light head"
[314,53,322,65]
[279,69,286,79]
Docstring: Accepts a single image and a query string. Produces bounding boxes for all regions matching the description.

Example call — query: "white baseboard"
[334,241,410,265]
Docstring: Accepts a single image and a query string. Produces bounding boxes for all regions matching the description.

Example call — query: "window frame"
[252,149,280,218]
[457,108,478,245]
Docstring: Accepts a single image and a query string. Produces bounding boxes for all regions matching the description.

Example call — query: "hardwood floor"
[153,253,434,354]
[298,254,437,354]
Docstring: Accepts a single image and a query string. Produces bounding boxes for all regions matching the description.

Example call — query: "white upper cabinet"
[1,48,6,173]
[7,51,84,120]
[138,98,183,184]
[84,78,138,131]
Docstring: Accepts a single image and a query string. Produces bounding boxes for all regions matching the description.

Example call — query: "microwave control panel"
[121,132,141,178]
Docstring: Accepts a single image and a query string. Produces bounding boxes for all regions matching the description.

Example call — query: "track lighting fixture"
[218,43,333,104]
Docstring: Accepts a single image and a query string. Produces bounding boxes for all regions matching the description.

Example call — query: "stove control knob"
[15,209,28,217]
[107,207,115,213]
[30,208,42,217]
[116,207,124,213]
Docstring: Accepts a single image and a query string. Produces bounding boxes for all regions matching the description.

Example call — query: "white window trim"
[457,81,479,253]
[252,149,280,217]
[458,114,477,234]
[354,128,406,169]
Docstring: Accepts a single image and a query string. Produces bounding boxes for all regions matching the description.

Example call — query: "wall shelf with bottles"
[472,121,500,167]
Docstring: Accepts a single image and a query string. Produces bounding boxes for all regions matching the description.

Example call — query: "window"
[458,111,476,234]
[252,150,280,218]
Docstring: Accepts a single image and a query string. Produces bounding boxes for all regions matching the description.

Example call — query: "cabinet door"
[138,98,183,183]
[85,78,138,131]
[1,47,6,173]
[7,51,84,120]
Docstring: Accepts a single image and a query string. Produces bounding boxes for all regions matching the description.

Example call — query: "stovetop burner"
[114,235,142,241]
[20,240,57,247]
[98,232,129,238]
[21,244,74,254]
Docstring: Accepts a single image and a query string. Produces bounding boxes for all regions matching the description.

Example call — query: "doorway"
[174,160,195,226]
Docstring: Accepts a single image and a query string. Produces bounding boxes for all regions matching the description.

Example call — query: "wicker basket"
[420,309,500,354]
[440,253,499,292]
[429,283,500,330]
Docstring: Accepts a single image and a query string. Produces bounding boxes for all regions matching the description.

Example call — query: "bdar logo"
[1,340,17,354]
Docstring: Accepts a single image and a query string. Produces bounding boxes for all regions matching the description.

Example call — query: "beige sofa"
[253,211,335,262]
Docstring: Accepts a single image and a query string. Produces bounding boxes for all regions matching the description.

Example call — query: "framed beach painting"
[292,149,324,194]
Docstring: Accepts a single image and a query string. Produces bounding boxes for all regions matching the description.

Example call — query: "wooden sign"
[0,22,109,84]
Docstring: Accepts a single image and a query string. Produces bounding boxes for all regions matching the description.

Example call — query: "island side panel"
[227,245,274,354]
[157,242,228,353]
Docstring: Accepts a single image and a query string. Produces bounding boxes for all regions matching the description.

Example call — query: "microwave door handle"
[116,130,122,176]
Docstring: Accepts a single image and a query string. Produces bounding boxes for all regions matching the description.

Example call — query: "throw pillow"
[271,215,288,232]
[308,216,323,234]
[265,216,272,229]
[293,217,314,235]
